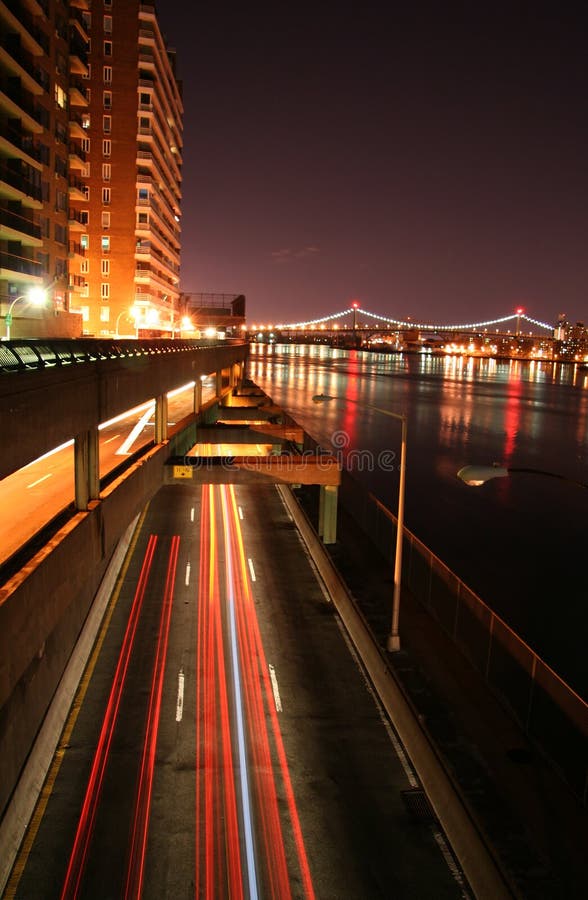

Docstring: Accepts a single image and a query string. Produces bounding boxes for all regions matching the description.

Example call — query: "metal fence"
[339,469,588,803]
[0,337,235,373]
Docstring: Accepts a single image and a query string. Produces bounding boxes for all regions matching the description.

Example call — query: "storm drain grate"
[401,788,438,824]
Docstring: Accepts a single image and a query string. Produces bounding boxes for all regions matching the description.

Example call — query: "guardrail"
[0,337,242,373]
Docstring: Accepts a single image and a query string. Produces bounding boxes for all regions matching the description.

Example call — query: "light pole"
[457,463,588,491]
[4,287,47,340]
[312,393,407,652]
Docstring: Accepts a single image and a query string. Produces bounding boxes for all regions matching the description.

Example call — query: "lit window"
[82,113,90,129]
[101,235,110,253]
[80,233,89,249]
[81,305,90,321]
[100,306,110,322]
[101,283,110,299]
[55,85,67,109]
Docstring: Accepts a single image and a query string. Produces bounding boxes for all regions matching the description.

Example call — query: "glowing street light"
[4,287,47,340]
[312,393,407,652]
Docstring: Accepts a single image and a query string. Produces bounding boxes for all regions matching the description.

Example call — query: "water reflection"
[248,343,588,697]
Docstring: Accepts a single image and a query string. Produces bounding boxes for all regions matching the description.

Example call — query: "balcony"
[0,81,44,133]
[68,141,87,170]
[0,161,42,205]
[0,120,42,168]
[69,78,88,107]
[68,207,86,230]
[0,40,46,95]
[0,250,43,280]
[67,240,86,258]
[0,206,41,244]
[68,174,87,201]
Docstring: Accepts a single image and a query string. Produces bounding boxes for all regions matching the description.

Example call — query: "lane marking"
[116,403,155,455]
[176,670,185,722]
[27,474,52,489]
[238,506,244,520]
[268,664,282,712]
[247,558,256,582]
[101,434,121,445]
[185,562,191,586]
[190,507,195,522]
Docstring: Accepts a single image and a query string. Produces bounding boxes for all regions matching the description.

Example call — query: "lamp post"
[312,393,407,652]
[457,463,588,491]
[4,287,47,340]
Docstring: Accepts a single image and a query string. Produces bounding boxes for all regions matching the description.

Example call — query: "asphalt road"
[6,484,470,899]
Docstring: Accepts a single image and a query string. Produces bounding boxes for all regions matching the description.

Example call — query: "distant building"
[1,0,183,340]
[553,316,588,361]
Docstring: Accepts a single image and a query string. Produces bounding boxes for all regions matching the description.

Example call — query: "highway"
[5,484,469,899]
[0,381,208,567]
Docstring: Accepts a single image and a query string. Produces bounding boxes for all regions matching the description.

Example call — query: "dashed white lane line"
[247,558,256,582]
[176,670,185,722]
[185,562,191,586]
[268,664,282,712]
[238,506,244,520]
[190,507,195,522]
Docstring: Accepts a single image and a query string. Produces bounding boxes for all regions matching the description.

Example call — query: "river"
[247,342,588,700]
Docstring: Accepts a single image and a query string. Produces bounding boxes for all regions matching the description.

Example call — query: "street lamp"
[312,393,407,652]
[457,463,588,491]
[4,287,47,340]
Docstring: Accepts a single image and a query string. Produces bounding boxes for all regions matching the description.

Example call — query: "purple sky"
[157,3,588,326]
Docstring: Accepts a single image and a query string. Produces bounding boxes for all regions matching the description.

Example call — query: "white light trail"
[27,473,52,489]
[116,403,155,455]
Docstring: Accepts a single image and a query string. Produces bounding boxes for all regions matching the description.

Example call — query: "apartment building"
[0,0,183,340]
[78,0,183,337]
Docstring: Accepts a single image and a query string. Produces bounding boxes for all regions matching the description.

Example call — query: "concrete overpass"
[0,339,252,818]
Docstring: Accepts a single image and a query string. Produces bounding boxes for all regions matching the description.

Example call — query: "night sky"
[157,3,588,326]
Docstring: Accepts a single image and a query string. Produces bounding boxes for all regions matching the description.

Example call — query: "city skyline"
[157,3,588,326]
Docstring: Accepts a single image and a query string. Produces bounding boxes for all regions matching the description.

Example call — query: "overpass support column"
[155,394,168,443]
[216,369,223,399]
[194,379,202,415]
[318,485,338,544]
[74,428,100,511]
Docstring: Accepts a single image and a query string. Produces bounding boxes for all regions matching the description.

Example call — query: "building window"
[54,223,67,244]
[101,259,110,276]
[82,137,90,152]
[103,91,112,109]
[81,283,89,298]
[82,62,91,80]
[102,211,111,228]
[55,85,67,109]
[81,305,89,321]
[103,65,112,83]
[103,115,111,133]
[102,235,110,253]
[102,163,111,181]
[104,15,113,33]
[82,113,90,129]
[82,185,90,201]
[82,163,90,178]
[81,259,89,274]
[137,212,149,225]
[102,139,111,157]
[138,187,149,201]
[80,211,89,225]
[102,187,111,204]
[100,306,110,322]
[101,283,110,299]
[104,41,112,57]
[80,233,89,250]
